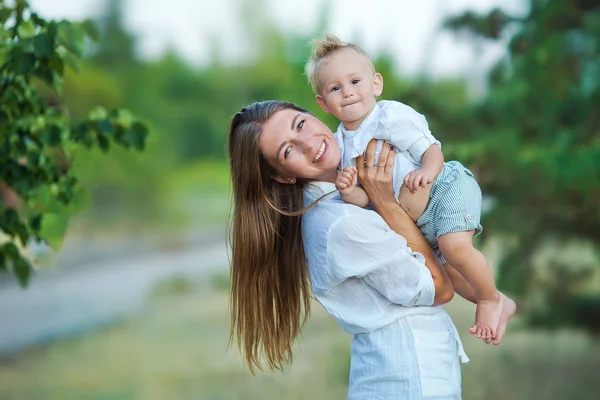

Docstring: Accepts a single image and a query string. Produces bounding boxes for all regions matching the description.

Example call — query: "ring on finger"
[376,164,385,167]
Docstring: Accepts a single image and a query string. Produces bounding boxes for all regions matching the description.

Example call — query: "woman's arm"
[357,140,454,305]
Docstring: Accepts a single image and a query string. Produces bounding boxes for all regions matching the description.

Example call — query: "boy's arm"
[420,144,444,177]
[340,186,370,208]
[404,144,444,193]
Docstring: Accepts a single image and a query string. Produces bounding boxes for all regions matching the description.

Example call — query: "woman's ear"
[373,73,383,97]
[315,95,331,114]
[271,175,296,184]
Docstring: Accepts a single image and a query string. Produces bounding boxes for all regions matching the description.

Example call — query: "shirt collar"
[303,181,338,203]
[339,102,383,137]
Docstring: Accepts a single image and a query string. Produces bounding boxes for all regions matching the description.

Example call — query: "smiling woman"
[259,108,341,184]
[228,100,468,399]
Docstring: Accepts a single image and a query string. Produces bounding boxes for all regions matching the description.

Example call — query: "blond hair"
[305,34,375,94]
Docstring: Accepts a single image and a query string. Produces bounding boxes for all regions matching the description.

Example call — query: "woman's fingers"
[378,140,390,166]
[363,139,378,167]
[385,144,395,175]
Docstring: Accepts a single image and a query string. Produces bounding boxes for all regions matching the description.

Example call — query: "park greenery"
[0,0,148,286]
[1,0,598,334]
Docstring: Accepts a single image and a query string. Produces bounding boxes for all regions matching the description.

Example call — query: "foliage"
[0,0,148,286]
[444,0,600,332]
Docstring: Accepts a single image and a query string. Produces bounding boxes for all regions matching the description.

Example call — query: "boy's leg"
[438,230,501,341]
[444,262,516,345]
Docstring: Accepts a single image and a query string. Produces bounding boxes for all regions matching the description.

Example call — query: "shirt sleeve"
[383,102,441,163]
[326,212,435,307]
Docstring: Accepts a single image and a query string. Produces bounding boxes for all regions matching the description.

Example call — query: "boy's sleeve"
[383,101,441,163]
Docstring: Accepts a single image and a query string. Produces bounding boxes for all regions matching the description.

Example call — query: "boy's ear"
[373,73,383,97]
[315,95,331,114]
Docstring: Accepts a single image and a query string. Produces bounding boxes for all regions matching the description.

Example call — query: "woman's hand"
[356,139,396,209]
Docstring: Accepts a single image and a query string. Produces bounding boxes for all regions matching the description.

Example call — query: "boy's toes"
[469,324,477,335]
[476,326,483,339]
[485,328,493,342]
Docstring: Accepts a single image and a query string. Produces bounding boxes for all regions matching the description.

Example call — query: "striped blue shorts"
[416,160,483,264]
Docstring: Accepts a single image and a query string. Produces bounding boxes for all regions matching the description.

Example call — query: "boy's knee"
[438,231,475,260]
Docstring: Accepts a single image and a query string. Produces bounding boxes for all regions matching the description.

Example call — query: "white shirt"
[302,181,436,335]
[336,100,441,199]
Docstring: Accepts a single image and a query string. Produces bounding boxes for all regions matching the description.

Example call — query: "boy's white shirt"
[335,100,441,199]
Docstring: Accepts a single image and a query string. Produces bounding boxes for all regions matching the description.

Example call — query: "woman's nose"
[298,137,312,154]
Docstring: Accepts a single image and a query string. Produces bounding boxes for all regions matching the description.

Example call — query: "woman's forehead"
[260,109,297,159]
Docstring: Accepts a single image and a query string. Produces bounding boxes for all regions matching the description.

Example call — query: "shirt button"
[465,214,472,220]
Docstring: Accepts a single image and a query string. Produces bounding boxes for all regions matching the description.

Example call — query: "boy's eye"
[331,86,340,92]
[352,79,360,84]
[284,146,291,159]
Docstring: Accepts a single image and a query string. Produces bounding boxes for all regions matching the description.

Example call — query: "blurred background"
[1,0,599,399]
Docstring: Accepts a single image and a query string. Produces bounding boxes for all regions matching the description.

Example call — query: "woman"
[228,100,470,399]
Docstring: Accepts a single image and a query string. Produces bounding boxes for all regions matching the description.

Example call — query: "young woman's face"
[259,109,341,184]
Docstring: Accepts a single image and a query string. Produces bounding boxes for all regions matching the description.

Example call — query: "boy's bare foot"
[492,293,516,345]
[468,293,503,342]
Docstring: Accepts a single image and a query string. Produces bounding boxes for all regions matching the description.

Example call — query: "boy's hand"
[336,167,358,196]
[403,168,435,194]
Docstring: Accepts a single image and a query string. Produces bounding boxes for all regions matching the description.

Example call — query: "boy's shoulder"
[377,100,425,120]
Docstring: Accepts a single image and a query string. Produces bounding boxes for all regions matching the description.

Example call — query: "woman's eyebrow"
[277,141,287,160]
[290,113,301,131]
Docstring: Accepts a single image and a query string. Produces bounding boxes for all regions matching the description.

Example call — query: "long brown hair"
[227,100,314,372]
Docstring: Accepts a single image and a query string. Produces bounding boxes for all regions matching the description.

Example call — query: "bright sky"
[29,0,527,83]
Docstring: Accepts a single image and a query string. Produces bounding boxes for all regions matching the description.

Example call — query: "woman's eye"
[296,119,305,132]
[284,146,292,159]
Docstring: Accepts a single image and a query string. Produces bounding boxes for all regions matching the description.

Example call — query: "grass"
[1,276,599,399]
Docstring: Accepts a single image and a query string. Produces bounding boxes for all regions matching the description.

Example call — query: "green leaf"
[57,46,82,72]
[89,106,108,121]
[38,213,69,250]
[81,19,99,41]
[98,134,110,151]
[128,122,149,150]
[10,52,36,75]
[17,20,36,39]
[29,214,43,232]
[98,118,113,135]
[0,251,6,271]
[3,242,19,259]
[57,21,86,58]
[33,32,54,58]
[13,255,32,288]
[0,209,20,236]
[113,109,134,128]
[16,222,30,246]
[0,8,12,25]
[40,126,62,146]
[30,13,47,27]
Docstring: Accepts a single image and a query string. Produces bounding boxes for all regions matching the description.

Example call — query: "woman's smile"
[313,140,327,163]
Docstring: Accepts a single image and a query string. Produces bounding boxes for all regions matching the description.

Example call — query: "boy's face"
[315,48,383,131]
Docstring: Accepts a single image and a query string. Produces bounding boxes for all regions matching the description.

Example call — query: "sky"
[29,0,528,83]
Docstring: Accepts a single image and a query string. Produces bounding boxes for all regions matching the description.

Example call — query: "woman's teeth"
[313,141,326,162]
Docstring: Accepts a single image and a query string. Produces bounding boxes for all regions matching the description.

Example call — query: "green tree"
[0,0,148,287]
[444,1,600,333]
